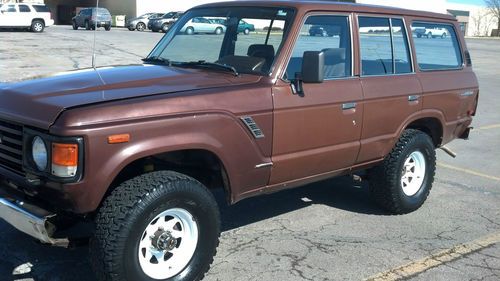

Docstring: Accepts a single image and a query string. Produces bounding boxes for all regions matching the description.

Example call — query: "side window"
[411,22,462,70]
[286,15,352,80]
[2,5,17,13]
[359,17,412,75]
[19,5,31,13]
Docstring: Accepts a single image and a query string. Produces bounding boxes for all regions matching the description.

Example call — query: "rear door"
[16,4,33,26]
[270,13,363,184]
[410,20,478,143]
[356,15,423,163]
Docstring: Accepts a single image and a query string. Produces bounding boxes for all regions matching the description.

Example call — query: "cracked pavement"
[0,26,499,281]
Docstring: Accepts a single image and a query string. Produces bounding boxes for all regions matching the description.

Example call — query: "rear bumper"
[0,186,56,244]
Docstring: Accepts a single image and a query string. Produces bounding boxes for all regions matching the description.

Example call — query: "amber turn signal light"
[52,143,78,178]
[108,134,130,144]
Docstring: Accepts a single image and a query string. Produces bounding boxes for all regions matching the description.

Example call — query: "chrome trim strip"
[461,91,474,97]
[255,162,273,169]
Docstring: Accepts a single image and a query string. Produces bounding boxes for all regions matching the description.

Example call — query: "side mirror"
[301,51,325,83]
[291,51,324,96]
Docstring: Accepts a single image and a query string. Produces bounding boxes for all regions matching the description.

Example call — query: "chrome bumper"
[0,192,56,244]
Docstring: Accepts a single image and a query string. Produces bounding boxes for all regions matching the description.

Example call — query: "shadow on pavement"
[0,176,384,281]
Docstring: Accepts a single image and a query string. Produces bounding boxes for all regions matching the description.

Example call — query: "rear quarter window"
[32,5,50,13]
[411,22,463,70]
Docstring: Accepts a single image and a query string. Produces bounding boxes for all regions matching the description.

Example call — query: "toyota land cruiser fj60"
[0,1,478,281]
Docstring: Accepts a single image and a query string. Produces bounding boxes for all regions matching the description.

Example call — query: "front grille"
[0,119,24,173]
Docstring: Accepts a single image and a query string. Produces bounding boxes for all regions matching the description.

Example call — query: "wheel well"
[406,118,443,147]
[32,18,45,25]
[106,149,231,205]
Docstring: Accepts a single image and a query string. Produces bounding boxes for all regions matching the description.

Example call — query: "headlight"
[32,136,48,171]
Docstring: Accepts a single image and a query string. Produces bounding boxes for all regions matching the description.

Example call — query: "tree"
[485,0,500,36]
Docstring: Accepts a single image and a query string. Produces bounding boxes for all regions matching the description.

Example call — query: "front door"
[270,14,363,184]
[0,4,18,27]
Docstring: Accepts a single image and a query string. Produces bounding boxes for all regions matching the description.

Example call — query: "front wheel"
[31,20,44,33]
[136,22,146,32]
[90,171,221,281]
[72,21,78,30]
[243,28,250,35]
[369,129,436,214]
[161,23,169,33]
[105,25,111,31]
[214,27,223,35]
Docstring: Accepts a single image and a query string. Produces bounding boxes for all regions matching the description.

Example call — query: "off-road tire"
[369,129,436,214]
[90,171,221,281]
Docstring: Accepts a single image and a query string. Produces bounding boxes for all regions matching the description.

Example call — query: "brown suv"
[0,1,478,281]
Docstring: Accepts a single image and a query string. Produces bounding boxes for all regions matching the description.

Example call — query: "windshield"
[148,7,295,75]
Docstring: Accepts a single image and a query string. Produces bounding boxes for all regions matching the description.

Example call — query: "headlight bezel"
[23,128,84,183]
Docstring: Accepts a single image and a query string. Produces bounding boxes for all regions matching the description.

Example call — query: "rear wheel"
[214,27,223,35]
[90,171,221,281]
[185,27,194,35]
[369,129,436,214]
[441,33,447,39]
[105,25,111,31]
[243,28,250,35]
[85,20,91,30]
[31,20,44,33]
[427,32,433,38]
[136,22,146,32]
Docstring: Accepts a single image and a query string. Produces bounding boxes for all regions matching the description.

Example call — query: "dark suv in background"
[72,7,112,31]
[148,11,183,32]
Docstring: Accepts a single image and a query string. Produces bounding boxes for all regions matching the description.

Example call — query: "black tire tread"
[90,171,220,281]
[369,129,436,214]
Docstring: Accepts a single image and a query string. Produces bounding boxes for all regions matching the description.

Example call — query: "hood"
[0,64,261,129]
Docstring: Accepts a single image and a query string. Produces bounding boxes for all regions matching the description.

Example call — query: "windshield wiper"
[142,56,171,66]
[172,60,239,76]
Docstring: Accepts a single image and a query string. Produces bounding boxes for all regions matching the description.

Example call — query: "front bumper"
[0,186,56,244]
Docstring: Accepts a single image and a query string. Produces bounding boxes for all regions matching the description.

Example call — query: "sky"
[447,0,486,6]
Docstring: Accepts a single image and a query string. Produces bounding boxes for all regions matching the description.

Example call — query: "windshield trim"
[146,6,297,78]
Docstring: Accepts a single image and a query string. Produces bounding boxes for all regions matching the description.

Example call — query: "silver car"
[179,17,226,35]
[127,13,164,31]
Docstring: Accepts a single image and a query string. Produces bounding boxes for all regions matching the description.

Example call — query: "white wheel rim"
[34,23,43,31]
[401,151,426,196]
[138,208,199,280]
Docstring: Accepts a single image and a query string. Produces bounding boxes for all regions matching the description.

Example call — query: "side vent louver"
[241,116,264,139]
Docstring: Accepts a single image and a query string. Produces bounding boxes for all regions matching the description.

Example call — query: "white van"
[0,3,54,32]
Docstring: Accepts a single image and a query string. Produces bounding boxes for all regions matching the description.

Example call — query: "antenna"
[91,0,100,69]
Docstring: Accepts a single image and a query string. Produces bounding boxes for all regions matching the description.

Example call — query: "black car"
[148,11,183,32]
[309,25,340,37]
[72,7,112,31]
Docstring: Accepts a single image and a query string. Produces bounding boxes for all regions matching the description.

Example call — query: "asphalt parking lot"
[0,26,499,281]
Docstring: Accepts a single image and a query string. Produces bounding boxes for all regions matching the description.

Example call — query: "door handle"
[342,102,357,110]
[408,95,420,102]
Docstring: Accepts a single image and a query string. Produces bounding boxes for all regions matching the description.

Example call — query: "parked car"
[309,24,340,36]
[148,11,183,32]
[0,2,478,281]
[413,26,449,38]
[127,13,164,31]
[72,7,112,31]
[0,3,54,32]
[180,17,226,35]
[210,18,255,35]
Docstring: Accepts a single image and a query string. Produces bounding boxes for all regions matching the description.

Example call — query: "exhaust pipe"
[440,146,457,158]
